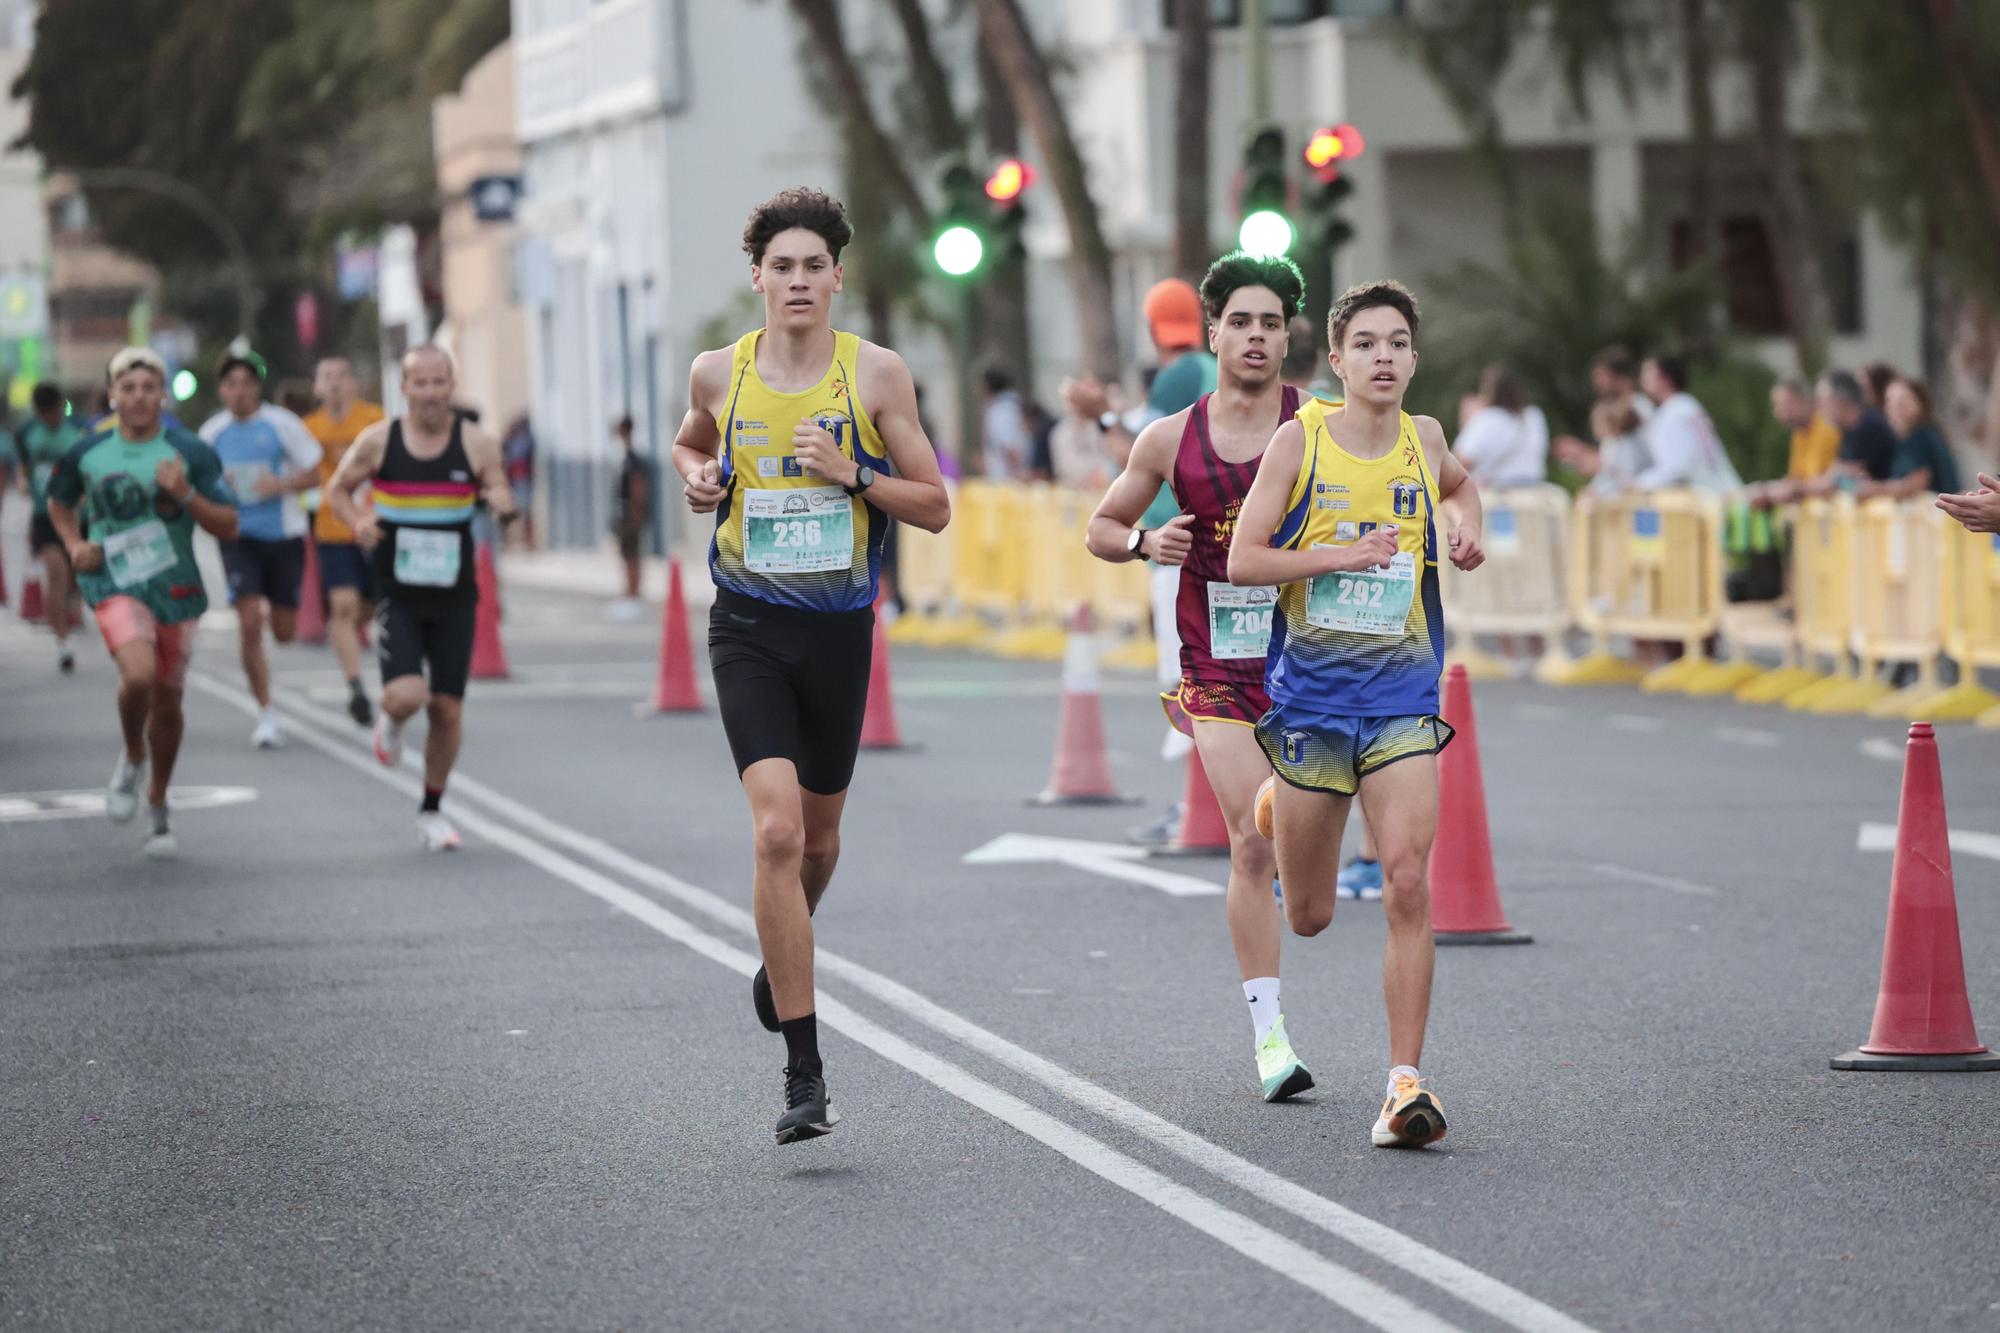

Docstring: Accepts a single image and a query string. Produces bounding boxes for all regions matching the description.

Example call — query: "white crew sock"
[1243,977,1282,1045]
[1387,1064,1421,1098]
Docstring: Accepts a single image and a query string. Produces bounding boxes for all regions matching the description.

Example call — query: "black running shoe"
[348,689,374,727]
[775,1066,838,1144]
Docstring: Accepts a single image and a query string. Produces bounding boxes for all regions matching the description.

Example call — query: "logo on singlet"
[1390,480,1421,519]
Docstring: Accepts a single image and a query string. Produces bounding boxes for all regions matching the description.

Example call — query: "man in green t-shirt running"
[46,348,239,858]
[12,382,88,673]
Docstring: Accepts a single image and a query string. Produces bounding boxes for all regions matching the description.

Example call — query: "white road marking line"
[245,677,1602,1333]
[1512,704,1564,723]
[184,674,1459,1332]
[1713,727,1780,748]
[1856,822,2000,863]
[0,785,258,823]
[1606,714,1665,733]
[1586,863,1718,898]
[964,832,1224,897]
[1859,737,1903,764]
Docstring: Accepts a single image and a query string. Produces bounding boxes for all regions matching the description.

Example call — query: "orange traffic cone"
[296,538,327,644]
[469,541,510,680]
[1028,603,1139,807]
[644,558,702,713]
[859,597,912,749]
[1833,723,2000,1071]
[1429,664,1532,945]
[20,574,43,623]
[1151,747,1231,857]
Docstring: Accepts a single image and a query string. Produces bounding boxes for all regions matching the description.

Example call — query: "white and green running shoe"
[1256,1016,1315,1103]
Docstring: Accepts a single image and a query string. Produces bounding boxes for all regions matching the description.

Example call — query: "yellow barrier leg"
[1866,676,1945,720]
[1102,635,1161,673]
[1539,651,1647,687]
[1640,654,1711,694]
[1735,666,1824,705]
[1979,700,2000,729]
[1681,661,1764,697]
[1445,643,1513,681]
[1805,676,1894,714]
[1900,680,2000,723]
[1784,671,1854,711]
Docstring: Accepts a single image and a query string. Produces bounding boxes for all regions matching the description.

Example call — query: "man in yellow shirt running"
[304,355,387,725]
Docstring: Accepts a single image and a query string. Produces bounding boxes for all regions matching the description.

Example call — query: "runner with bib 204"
[1229,279,1485,1150]
[1085,251,1316,1105]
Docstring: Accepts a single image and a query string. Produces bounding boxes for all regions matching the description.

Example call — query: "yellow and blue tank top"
[1266,400,1443,717]
[711,328,891,612]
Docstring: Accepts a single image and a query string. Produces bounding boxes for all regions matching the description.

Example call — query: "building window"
[1668,214,1862,338]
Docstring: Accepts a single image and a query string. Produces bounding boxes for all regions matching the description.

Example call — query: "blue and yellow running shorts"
[1254,705,1455,796]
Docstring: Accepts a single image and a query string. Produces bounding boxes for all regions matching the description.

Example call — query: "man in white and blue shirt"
[199,351,325,749]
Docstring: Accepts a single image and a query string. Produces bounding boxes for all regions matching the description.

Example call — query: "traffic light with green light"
[1238,127,1293,258]
[933,164,986,277]
[1301,123,1365,252]
[171,368,198,402]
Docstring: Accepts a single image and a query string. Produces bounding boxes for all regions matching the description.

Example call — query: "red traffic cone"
[859,597,912,749]
[296,538,327,644]
[1151,746,1231,856]
[644,558,702,713]
[1429,664,1532,944]
[19,574,44,623]
[1833,723,2000,1071]
[1028,603,1139,806]
[468,541,510,680]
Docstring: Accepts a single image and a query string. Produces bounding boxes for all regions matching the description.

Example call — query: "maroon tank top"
[1169,385,1303,686]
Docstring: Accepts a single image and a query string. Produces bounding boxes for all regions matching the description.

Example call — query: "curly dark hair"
[741,187,853,265]
[1326,279,1419,350]
[1198,250,1305,324]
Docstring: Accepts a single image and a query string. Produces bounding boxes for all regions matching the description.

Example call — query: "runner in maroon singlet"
[1084,251,1316,1102]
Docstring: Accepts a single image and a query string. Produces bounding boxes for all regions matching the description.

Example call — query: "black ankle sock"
[779,1013,821,1074]
[421,785,443,813]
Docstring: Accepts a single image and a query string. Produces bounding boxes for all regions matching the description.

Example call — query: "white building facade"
[509,0,1920,550]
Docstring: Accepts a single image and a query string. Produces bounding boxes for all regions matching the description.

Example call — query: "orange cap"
[1143,279,1203,350]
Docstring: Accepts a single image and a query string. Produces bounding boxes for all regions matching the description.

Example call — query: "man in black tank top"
[327,345,516,852]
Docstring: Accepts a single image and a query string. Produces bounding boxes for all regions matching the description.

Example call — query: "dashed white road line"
[1856,822,2000,863]
[1859,737,1903,764]
[1606,714,1665,733]
[1587,863,1720,898]
[207,672,1601,1333]
[1713,727,1780,748]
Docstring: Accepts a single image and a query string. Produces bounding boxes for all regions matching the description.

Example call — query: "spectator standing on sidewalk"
[610,415,650,620]
[1453,364,1548,489]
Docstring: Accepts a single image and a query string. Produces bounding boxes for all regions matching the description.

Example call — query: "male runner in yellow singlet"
[673,189,950,1144]
[1229,280,1485,1148]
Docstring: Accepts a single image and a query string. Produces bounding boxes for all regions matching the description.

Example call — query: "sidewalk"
[495,540,717,611]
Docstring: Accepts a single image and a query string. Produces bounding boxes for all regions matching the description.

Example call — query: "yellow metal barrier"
[1438,484,1573,681]
[1850,500,1946,717]
[1935,521,2000,725]
[1545,492,1720,689]
[1779,496,1867,711]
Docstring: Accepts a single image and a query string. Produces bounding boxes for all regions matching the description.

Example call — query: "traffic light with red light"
[1301,123,1364,252]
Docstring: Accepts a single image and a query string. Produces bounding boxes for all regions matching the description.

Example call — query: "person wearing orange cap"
[1064,277,1218,844]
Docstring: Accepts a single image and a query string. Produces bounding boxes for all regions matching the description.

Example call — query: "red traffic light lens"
[1335,122,1365,160]
[985,158,1032,202]
[1303,129,1343,169]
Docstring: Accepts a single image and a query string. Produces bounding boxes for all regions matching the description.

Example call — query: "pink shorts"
[94,596,198,690]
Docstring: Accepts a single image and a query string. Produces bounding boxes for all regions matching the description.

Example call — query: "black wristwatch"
[1125,526,1149,557]
[844,466,875,497]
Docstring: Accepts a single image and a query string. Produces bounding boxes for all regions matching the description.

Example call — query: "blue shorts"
[316,540,374,597]
[220,537,306,609]
[1255,704,1455,796]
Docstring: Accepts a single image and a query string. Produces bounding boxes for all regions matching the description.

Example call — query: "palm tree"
[1169,0,1211,283]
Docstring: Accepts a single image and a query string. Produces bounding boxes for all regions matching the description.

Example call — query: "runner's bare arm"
[157,453,237,541]
[1228,420,1386,585]
[1415,415,1484,571]
[462,422,516,519]
[45,497,97,570]
[674,349,730,515]
[1084,413,1190,562]
[328,419,392,545]
[833,342,948,533]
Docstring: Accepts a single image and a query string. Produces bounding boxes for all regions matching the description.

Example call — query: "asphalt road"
[5,558,1999,1332]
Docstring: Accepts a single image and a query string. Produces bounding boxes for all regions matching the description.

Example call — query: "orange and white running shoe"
[1372,1071,1448,1148]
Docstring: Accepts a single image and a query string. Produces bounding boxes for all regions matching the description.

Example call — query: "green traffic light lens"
[171,369,197,401]
[933,225,984,277]
[1238,210,1295,259]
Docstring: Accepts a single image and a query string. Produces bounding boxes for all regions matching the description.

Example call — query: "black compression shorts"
[376,597,477,699]
[708,587,873,795]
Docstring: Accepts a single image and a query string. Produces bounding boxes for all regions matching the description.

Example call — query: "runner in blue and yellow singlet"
[1229,280,1486,1151]
[672,188,950,1146]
